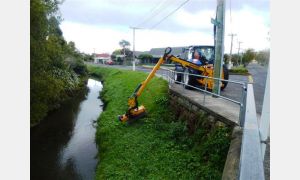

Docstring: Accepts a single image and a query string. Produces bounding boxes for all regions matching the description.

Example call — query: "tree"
[30,0,87,125]
[119,40,130,57]
[256,49,270,66]
[112,49,123,55]
[231,54,240,66]
[242,48,256,66]
[223,54,229,65]
[112,48,133,64]
[138,54,153,64]
[82,53,94,62]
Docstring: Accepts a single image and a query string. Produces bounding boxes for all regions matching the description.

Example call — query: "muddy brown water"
[31,79,103,180]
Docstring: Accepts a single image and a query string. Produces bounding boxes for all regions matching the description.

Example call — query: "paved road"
[222,63,268,115]
[247,63,268,115]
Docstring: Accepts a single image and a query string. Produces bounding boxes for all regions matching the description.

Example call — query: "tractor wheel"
[174,70,182,84]
[221,64,229,91]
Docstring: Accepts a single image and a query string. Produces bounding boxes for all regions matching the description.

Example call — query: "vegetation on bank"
[88,66,231,179]
[30,0,88,126]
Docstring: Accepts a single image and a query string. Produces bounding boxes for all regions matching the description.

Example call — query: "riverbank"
[31,78,103,180]
[30,75,88,127]
[88,66,231,179]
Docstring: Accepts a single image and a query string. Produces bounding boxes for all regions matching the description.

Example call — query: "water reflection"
[31,79,103,180]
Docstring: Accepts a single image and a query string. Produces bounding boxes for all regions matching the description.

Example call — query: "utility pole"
[228,33,236,68]
[211,0,226,95]
[237,41,243,66]
[130,26,142,71]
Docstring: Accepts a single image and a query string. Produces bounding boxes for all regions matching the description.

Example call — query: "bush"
[229,66,248,74]
[70,59,88,76]
[30,67,82,125]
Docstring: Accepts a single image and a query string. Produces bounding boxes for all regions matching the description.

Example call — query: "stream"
[31,78,103,180]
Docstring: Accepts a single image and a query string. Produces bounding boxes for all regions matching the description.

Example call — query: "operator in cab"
[191,50,207,65]
[190,50,215,69]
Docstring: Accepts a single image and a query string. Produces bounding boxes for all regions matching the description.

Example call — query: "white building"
[94,53,111,64]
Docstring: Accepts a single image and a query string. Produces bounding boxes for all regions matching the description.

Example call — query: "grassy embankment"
[88,65,231,179]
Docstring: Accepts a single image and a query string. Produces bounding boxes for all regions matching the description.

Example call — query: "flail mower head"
[118,105,146,123]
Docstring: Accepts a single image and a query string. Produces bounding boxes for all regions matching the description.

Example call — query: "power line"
[149,0,191,29]
[136,0,170,27]
[136,0,175,28]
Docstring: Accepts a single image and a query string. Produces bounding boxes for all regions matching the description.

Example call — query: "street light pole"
[130,26,142,71]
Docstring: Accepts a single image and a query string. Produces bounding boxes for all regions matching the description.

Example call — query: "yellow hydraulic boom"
[118,47,226,123]
[118,48,172,122]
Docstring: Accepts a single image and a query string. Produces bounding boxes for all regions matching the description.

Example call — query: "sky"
[59,0,270,54]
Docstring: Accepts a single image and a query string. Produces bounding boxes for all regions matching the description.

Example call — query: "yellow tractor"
[173,45,229,90]
[118,47,229,123]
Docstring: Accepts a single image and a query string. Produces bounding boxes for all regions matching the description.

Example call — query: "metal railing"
[161,69,248,126]
[238,83,265,179]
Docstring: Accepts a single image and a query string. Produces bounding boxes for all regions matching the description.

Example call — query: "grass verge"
[229,65,249,75]
[88,65,231,179]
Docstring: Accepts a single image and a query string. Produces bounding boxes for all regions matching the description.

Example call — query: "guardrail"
[239,83,265,179]
[161,69,247,126]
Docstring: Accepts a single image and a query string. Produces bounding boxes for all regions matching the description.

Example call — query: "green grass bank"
[88,65,231,179]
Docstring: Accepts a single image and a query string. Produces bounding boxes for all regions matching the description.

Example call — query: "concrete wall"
[169,90,242,180]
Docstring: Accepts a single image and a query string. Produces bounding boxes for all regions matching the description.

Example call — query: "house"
[94,53,111,64]
[148,46,187,63]
[133,51,149,64]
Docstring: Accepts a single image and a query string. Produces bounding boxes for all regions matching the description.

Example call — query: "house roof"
[95,53,110,58]
[149,46,187,58]
[134,51,149,57]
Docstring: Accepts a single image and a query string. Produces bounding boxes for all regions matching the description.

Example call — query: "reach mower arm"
[118,47,172,122]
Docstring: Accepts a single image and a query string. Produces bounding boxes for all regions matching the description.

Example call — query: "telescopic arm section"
[127,48,172,109]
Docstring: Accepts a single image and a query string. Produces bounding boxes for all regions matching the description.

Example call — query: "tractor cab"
[185,45,215,65]
[174,45,215,73]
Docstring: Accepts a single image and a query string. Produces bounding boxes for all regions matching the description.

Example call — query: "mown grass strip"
[88,65,231,179]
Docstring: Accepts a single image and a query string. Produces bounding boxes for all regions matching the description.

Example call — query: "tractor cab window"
[194,47,214,61]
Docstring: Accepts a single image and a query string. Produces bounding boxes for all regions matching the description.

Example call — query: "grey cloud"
[60,4,137,26]
[59,0,269,32]
[183,0,269,12]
